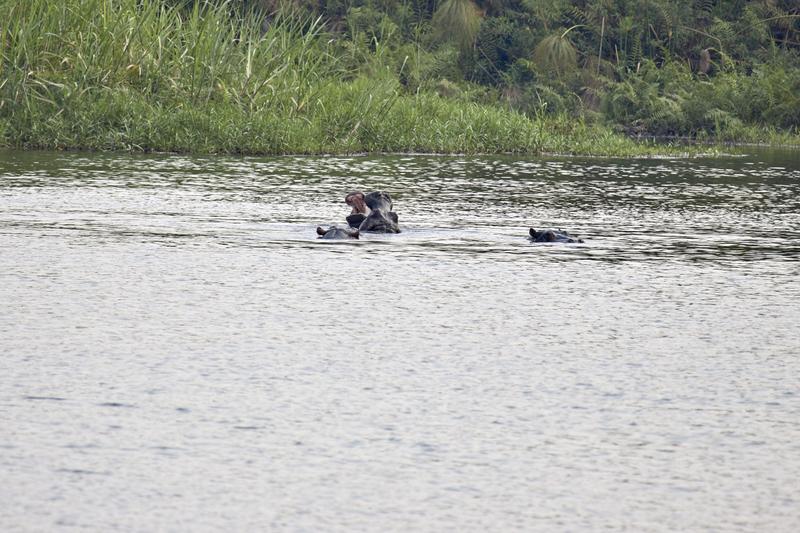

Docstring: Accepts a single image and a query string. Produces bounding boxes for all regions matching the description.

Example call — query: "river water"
[1,148,799,532]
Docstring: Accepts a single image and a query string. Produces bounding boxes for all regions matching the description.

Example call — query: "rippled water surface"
[1,148,799,531]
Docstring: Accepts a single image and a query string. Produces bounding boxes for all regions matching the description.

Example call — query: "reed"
[0,0,681,156]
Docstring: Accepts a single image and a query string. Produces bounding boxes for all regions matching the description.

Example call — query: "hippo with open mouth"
[345,191,400,233]
[529,227,584,243]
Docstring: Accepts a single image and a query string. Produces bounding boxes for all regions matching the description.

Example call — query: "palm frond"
[432,0,482,53]
[532,30,577,76]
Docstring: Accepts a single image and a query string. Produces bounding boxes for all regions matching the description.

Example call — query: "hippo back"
[317,226,359,239]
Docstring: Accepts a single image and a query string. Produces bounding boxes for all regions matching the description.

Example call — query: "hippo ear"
[316,226,326,236]
[529,228,536,237]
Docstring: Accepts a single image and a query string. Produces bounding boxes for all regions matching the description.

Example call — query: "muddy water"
[1,149,799,531]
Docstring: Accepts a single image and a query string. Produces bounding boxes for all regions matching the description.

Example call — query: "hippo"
[529,227,584,243]
[345,191,400,233]
[316,225,359,240]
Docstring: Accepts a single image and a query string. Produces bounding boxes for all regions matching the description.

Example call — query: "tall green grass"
[0,0,675,156]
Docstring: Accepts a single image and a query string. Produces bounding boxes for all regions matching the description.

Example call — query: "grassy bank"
[1,79,672,156]
[0,0,704,156]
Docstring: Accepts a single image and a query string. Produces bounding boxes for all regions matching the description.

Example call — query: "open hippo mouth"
[345,191,369,215]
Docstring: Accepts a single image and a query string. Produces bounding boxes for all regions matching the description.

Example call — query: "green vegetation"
[1,0,798,155]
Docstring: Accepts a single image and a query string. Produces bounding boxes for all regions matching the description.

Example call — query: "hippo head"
[345,190,400,233]
[529,227,583,243]
[317,225,360,240]
[359,210,400,233]
[529,228,558,242]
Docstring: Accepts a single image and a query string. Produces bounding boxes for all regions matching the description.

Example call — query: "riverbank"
[0,83,686,157]
[1,1,796,157]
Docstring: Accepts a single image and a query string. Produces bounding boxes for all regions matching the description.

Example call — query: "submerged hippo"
[345,191,400,233]
[529,227,584,243]
[316,225,359,240]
